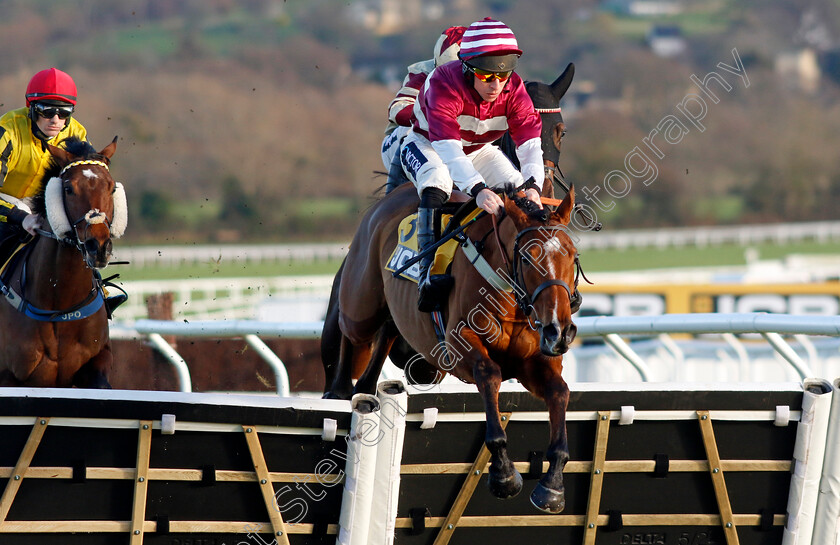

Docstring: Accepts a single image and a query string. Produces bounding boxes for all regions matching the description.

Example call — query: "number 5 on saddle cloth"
[386,205,484,289]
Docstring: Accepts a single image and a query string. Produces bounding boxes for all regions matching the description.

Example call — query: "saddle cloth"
[385,208,482,283]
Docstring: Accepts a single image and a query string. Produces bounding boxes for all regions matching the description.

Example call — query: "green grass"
[114,257,345,282]
[112,239,840,282]
[582,240,840,272]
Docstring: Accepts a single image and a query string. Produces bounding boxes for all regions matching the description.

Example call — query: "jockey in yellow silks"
[0,68,87,232]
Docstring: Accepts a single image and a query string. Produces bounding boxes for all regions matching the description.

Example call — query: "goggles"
[32,102,74,120]
[466,64,513,83]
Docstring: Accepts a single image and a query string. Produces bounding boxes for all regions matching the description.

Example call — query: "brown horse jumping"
[0,137,126,388]
[335,183,581,513]
[321,64,577,393]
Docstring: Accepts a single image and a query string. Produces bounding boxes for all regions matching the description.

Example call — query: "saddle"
[0,226,32,283]
[385,200,483,285]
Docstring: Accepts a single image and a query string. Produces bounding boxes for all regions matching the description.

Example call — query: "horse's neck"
[463,215,519,286]
[26,239,93,305]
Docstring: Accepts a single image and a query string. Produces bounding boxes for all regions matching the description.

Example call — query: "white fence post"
[812,377,840,544]
[783,378,834,545]
[337,394,381,545]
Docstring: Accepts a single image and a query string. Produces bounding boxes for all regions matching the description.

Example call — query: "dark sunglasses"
[467,64,513,83]
[33,102,74,120]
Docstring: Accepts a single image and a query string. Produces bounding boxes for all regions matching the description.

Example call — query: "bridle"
[41,159,115,252]
[487,214,591,328]
[535,107,565,184]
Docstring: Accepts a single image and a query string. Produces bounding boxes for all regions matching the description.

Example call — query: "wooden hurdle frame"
[394,409,790,545]
[0,382,830,545]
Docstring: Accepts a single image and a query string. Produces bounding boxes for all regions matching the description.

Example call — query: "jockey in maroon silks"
[398,17,545,311]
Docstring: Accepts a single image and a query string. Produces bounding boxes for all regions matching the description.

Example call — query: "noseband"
[509,225,587,321]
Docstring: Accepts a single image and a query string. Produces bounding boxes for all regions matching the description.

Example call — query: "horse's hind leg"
[353,321,399,395]
[321,260,346,394]
[323,335,372,400]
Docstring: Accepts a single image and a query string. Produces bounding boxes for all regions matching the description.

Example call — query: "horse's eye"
[63,185,73,195]
[561,130,567,138]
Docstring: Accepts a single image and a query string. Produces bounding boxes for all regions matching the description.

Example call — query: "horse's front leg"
[72,345,113,388]
[464,334,522,499]
[521,357,570,513]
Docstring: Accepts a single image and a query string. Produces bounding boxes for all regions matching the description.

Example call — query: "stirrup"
[417,275,437,313]
[105,293,128,316]
[418,273,454,313]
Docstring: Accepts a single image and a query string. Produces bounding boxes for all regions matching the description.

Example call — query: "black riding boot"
[416,206,437,312]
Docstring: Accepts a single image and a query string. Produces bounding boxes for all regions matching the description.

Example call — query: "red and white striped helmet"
[434,26,467,67]
[458,17,522,71]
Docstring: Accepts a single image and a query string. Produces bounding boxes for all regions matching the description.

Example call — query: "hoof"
[488,469,523,499]
[322,391,350,400]
[530,482,565,514]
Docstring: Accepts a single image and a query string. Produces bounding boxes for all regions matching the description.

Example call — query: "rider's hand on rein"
[22,214,43,236]
[524,188,543,209]
[476,188,505,216]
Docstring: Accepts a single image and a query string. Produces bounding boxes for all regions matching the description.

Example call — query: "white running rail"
[112,220,840,269]
[110,313,840,394]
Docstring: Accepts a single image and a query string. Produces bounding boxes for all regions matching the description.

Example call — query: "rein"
[466,206,590,325]
[509,225,585,323]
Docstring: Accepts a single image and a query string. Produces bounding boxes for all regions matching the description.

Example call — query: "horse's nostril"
[84,239,99,254]
[542,323,559,342]
[564,323,577,344]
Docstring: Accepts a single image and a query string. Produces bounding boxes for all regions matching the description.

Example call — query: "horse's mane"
[31,137,103,217]
[506,184,550,223]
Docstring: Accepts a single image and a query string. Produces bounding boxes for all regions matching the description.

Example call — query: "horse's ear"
[46,143,73,166]
[551,63,575,102]
[99,136,118,159]
[504,194,532,230]
[551,184,574,225]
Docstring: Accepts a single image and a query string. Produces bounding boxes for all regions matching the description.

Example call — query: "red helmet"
[434,26,467,67]
[25,68,77,106]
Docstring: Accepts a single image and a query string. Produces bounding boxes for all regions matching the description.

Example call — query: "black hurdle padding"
[312,514,331,536]
[200,463,216,485]
[606,509,623,531]
[71,459,86,483]
[409,507,431,535]
[527,450,544,479]
[653,453,669,478]
[759,508,775,532]
[154,514,170,534]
